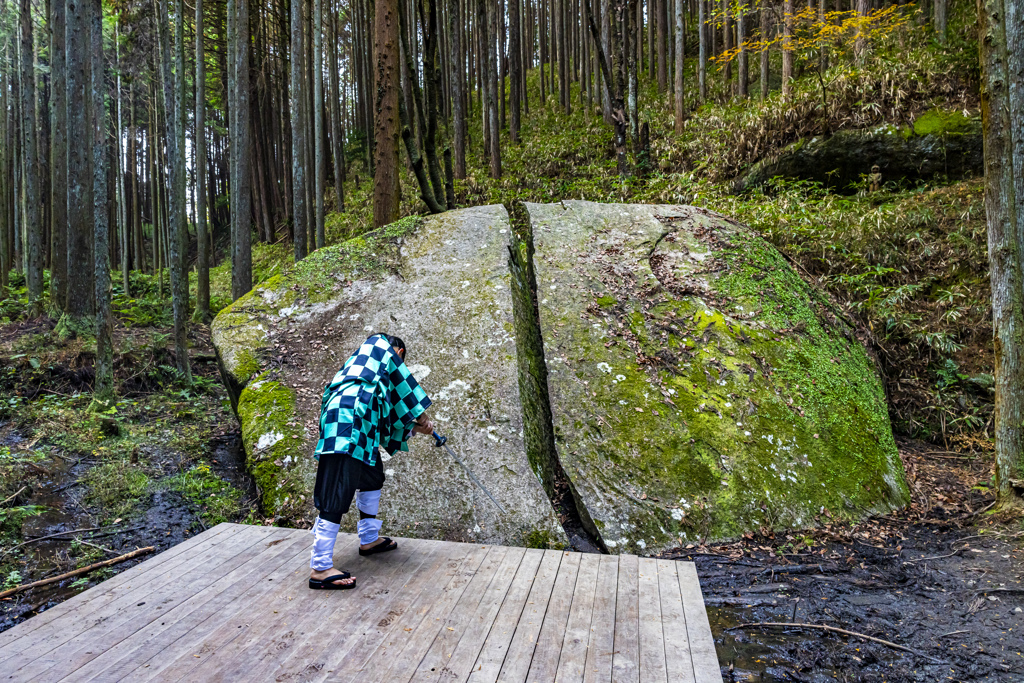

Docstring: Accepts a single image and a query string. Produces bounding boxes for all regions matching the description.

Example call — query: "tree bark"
[50,0,67,313]
[19,0,42,315]
[314,0,326,248]
[66,0,94,321]
[933,0,946,45]
[374,0,402,226]
[737,2,747,98]
[509,0,521,142]
[486,0,502,176]
[195,0,211,322]
[698,0,706,101]
[980,0,1024,505]
[450,0,467,176]
[656,0,666,91]
[782,0,793,99]
[291,0,309,250]
[328,3,346,211]
[584,0,628,176]
[91,0,112,398]
[155,0,192,380]
[673,0,683,130]
[760,0,769,99]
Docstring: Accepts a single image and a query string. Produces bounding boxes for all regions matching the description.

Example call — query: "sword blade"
[441,443,507,515]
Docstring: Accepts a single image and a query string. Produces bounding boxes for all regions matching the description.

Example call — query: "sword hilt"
[432,430,447,447]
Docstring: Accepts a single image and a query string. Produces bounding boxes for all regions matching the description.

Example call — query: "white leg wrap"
[357,517,383,545]
[356,489,381,516]
[356,490,383,545]
[310,517,341,571]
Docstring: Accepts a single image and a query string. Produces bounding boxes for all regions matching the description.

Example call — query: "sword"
[432,431,507,515]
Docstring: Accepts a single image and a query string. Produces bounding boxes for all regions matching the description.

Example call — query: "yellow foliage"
[708,4,916,67]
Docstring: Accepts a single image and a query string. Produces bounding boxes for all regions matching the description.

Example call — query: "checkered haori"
[315,335,432,466]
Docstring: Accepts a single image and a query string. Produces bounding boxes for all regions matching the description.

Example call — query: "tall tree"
[66,0,94,325]
[509,0,521,142]
[673,0,683,130]
[450,0,467,176]
[328,3,346,210]
[156,0,192,380]
[313,0,325,248]
[979,0,1024,505]
[91,0,112,399]
[759,0,769,99]
[698,0,706,101]
[233,0,252,293]
[50,0,67,313]
[373,0,402,226]
[19,0,42,315]
[486,0,501,176]
[737,2,747,98]
[195,0,211,322]
[782,0,793,99]
[933,0,947,45]
[290,0,309,253]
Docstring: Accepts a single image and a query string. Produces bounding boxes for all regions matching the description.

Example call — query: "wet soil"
[659,440,1023,682]
[0,426,257,633]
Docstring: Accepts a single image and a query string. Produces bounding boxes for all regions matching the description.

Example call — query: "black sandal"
[309,571,356,590]
[359,537,398,556]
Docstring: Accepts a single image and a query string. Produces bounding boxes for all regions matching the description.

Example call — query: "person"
[308,334,434,590]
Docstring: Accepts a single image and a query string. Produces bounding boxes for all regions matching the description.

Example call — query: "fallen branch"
[1,486,27,507]
[0,546,154,599]
[727,622,946,664]
[903,548,962,564]
[0,526,110,557]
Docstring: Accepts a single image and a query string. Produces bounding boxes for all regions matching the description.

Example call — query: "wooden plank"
[403,545,512,682]
[494,549,563,683]
[373,544,492,683]
[677,562,722,683]
[177,537,434,682]
[298,538,472,682]
[63,531,313,682]
[611,554,640,683]
[332,543,490,683]
[582,554,619,683]
[526,551,582,681]
[420,546,527,682]
[0,524,276,678]
[465,548,544,683]
[656,560,695,683]
[251,537,453,682]
[637,557,668,682]
[553,553,601,683]
[0,523,237,652]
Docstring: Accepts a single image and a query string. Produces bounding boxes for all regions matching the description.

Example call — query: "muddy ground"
[0,322,260,633]
[661,440,1023,682]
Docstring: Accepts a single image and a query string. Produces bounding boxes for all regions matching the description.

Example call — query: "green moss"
[236,375,306,517]
[523,528,552,548]
[912,108,975,137]
[538,205,909,551]
[596,295,617,307]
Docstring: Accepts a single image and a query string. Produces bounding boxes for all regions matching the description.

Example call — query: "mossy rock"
[733,113,983,193]
[211,206,567,547]
[526,201,909,554]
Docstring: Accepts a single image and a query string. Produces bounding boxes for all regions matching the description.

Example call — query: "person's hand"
[412,416,433,435]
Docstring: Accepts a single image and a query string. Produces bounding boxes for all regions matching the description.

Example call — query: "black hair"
[380,334,407,360]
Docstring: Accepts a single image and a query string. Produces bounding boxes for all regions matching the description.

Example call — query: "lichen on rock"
[211,207,566,546]
[525,201,909,554]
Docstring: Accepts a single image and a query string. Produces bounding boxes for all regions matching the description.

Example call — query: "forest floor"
[0,319,260,632]
[662,440,1024,682]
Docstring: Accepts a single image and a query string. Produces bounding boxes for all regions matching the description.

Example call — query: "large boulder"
[733,109,983,193]
[524,201,909,554]
[211,206,567,548]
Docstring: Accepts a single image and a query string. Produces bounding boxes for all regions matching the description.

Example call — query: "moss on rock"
[527,201,909,554]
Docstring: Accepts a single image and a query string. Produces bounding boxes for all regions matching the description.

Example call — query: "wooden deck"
[0,523,723,682]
